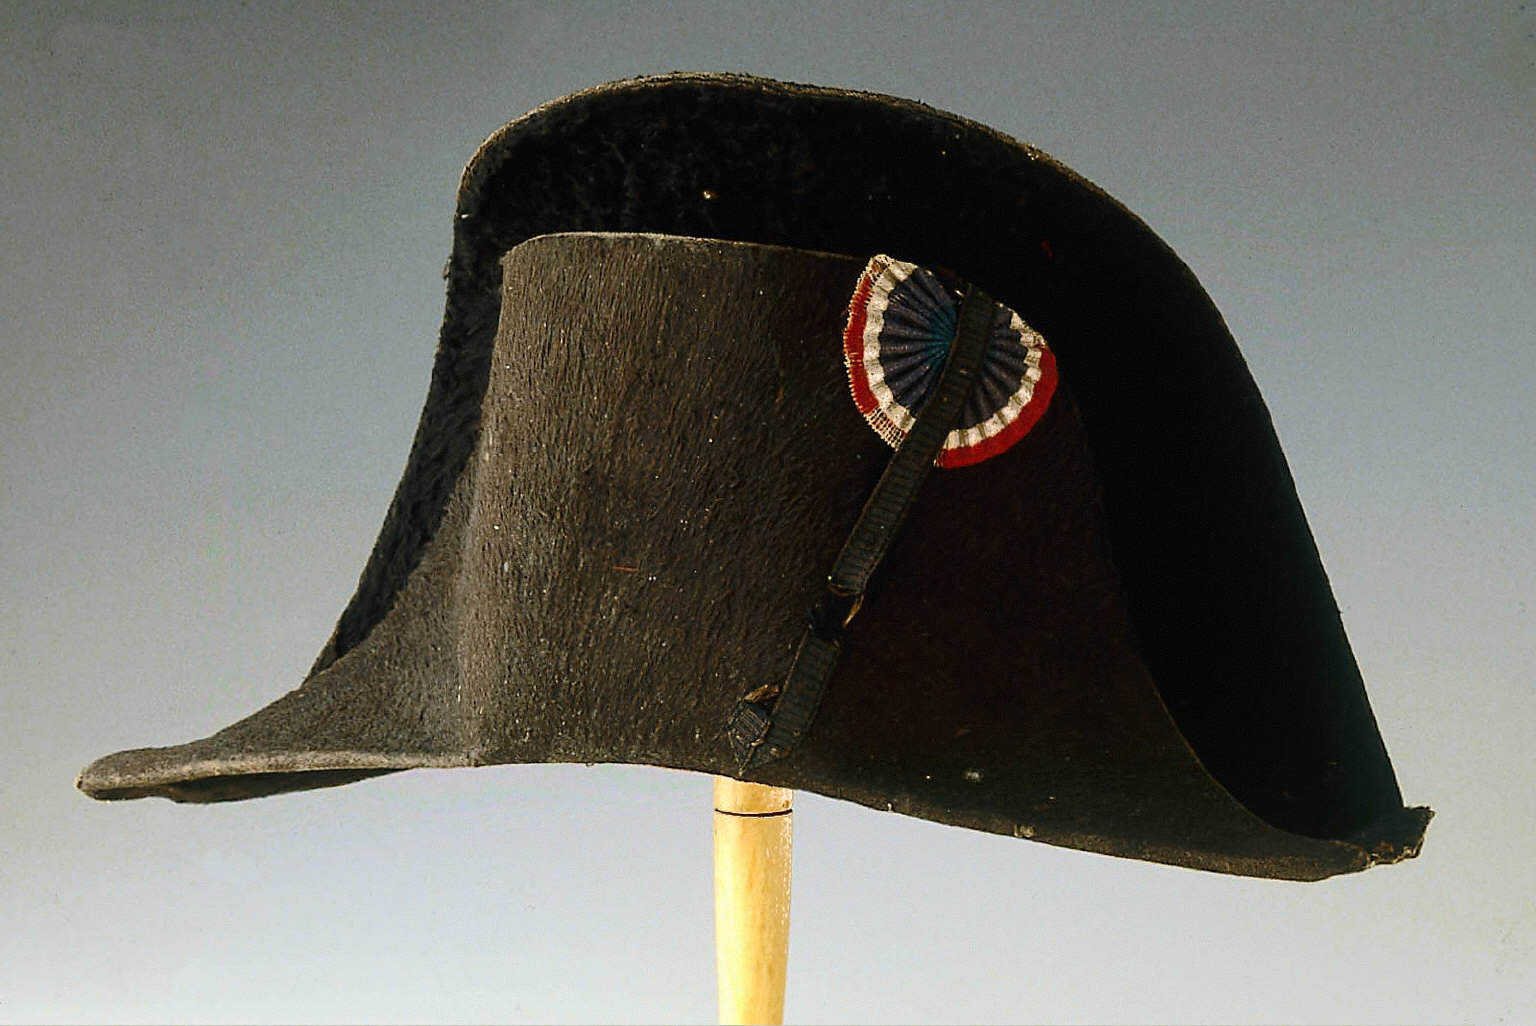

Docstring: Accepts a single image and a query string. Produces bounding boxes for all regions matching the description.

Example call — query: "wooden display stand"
[714,778,794,1025]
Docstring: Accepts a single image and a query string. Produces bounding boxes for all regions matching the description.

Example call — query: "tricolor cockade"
[843,255,1057,468]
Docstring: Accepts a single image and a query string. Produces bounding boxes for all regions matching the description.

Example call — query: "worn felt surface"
[78,74,1428,879]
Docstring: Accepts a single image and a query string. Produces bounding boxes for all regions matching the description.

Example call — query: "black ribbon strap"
[728,284,999,771]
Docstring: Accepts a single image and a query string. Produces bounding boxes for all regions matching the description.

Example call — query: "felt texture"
[78,75,1429,879]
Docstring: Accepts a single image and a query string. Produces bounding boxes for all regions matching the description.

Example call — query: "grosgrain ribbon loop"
[729,284,1000,772]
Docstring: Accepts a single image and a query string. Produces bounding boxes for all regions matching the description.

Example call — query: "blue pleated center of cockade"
[876,267,959,411]
[875,265,1039,433]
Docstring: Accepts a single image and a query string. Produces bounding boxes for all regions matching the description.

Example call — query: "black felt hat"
[78,73,1429,881]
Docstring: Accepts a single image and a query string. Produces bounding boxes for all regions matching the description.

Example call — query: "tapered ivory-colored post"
[714,777,793,1025]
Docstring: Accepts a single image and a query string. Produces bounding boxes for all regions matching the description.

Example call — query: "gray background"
[4,2,1532,1023]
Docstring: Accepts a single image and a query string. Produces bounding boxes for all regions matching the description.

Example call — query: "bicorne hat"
[78,74,1430,881]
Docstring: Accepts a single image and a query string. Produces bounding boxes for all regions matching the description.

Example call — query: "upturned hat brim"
[79,75,1428,880]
